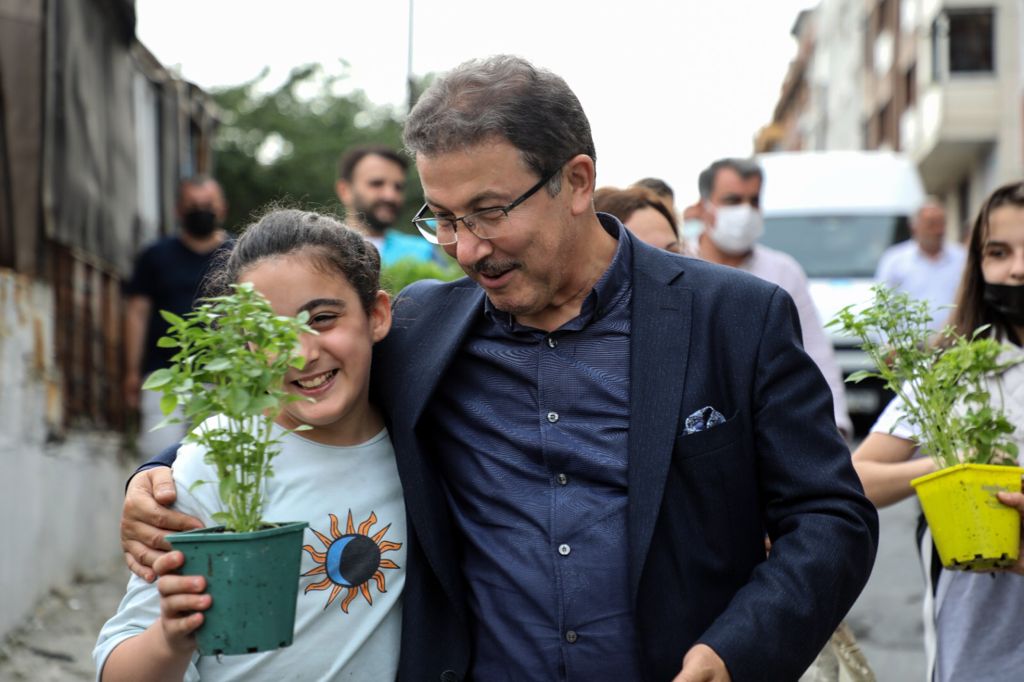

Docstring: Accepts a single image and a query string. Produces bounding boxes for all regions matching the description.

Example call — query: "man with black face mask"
[123,175,231,457]
[335,145,444,266]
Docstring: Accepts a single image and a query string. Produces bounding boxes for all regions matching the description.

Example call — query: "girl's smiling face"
[240,252,391,446]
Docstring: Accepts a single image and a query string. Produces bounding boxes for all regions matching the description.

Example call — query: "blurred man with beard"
[335,145,444,266]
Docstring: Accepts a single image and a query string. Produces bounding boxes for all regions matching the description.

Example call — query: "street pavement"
[0,501,927,681]
[0,558,130,681]
[847,499,928,681]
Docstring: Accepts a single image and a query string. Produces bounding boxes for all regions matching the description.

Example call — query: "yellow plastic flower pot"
[911,463,1024,571]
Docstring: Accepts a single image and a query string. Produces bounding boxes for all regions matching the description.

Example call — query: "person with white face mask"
[708,202,765,254]
[682,158,853,440]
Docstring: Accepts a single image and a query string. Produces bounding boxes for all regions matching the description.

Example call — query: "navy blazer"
[373,231,878,681]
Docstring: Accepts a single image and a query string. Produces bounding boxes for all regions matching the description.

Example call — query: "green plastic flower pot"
[167,520,308,656]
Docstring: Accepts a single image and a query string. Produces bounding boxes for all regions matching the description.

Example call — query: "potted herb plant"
[831,285,1023,571]
[142,282,314,655]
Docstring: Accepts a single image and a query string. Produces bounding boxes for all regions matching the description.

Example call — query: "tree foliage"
[210,65,425,233]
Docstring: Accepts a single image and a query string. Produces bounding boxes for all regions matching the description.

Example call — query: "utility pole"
[406,0,416,113]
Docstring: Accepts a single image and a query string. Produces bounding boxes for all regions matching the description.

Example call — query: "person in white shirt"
[874,199,967,331]
[854,181,1024,682]
[682,157,853,439]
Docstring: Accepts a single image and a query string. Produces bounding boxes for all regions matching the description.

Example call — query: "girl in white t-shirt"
[853,181,1024,681]
[95,209,405,681]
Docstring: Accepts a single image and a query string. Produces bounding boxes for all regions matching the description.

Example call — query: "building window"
[935,8,995,75]
[878,101,894,149]
[957,179,971,241]
[904,65,916,108]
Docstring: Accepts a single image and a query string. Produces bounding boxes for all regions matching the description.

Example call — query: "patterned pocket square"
[684,406,726,435]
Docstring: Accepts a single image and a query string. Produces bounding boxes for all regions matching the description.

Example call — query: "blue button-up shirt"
[426,215,640,680]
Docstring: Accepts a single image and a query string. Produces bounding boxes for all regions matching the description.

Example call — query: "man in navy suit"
[122,55,877,681]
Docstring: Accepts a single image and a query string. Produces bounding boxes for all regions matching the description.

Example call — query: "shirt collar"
[483,213,633,332]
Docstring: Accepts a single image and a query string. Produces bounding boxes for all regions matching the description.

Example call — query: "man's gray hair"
[697,158,763,199]
[403,55,596,195]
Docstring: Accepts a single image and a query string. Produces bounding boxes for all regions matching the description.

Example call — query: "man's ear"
[335,179,351,206]
[370,290,392,343]
[564,154,596,217]
[215,199,229,222]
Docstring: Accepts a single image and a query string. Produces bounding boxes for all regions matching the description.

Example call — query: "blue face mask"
[680,219,704,242]
[983,282,1024,327]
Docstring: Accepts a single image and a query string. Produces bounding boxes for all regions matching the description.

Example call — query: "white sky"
[135,0,817,205]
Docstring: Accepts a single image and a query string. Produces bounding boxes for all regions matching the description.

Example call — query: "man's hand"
[672,644,731,682]
[997,491,1024,576]
[122,468,203,582]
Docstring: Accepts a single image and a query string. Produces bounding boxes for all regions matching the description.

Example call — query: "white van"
[755,150,926,432]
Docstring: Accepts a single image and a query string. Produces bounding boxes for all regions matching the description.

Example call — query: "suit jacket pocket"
[674,410,742,459]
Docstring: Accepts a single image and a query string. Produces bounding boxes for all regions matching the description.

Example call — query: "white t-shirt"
[874,240,967,331]
[94,420,406,681]
[871,343,1024,682]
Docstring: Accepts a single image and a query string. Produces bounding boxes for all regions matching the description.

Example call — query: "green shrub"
[381,257,463,294]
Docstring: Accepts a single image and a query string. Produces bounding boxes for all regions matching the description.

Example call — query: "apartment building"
[759,0,1023,237]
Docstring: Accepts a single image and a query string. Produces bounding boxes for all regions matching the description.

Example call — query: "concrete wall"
[0,269,131,639]
[814,0,866,150]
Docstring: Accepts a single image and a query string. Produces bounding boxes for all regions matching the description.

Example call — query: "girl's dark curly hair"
[206,208,381,314]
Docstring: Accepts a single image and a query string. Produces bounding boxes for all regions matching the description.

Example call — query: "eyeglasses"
[412,166,561,245]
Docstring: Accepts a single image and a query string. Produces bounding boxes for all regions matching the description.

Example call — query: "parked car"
[756,150,926,434]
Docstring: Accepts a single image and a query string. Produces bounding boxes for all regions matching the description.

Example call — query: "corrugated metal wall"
[0,0,217,434]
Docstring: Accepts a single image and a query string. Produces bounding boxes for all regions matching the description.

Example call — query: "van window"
[761,215,911,278]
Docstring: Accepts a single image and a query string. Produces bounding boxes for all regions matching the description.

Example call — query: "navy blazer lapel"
[403,285,483,429]
[627,245,692,602]
[385,284,482,626]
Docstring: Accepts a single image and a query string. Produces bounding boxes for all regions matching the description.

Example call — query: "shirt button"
[547,411,559,423]
[546,336,557,348]
[565,630,578,643]
[558,543,571,556]
[557,473,568,485]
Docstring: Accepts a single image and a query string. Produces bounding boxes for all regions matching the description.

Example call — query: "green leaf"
[845,370,876,384]
[250,394,279,413]
[156,336,179,348]
[150,414,180,432]
[187,479,209,494]
[159,394,178,416]
[142,368,175,390]
[204,358,232,372]
[159,310,187,327]
[227,387,250,415]
[219,476,237,503]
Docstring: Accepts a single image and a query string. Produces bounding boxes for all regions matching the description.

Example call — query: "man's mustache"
[473,259,520,278]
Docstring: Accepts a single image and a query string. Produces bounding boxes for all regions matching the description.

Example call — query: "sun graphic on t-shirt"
[302,510,402,613]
